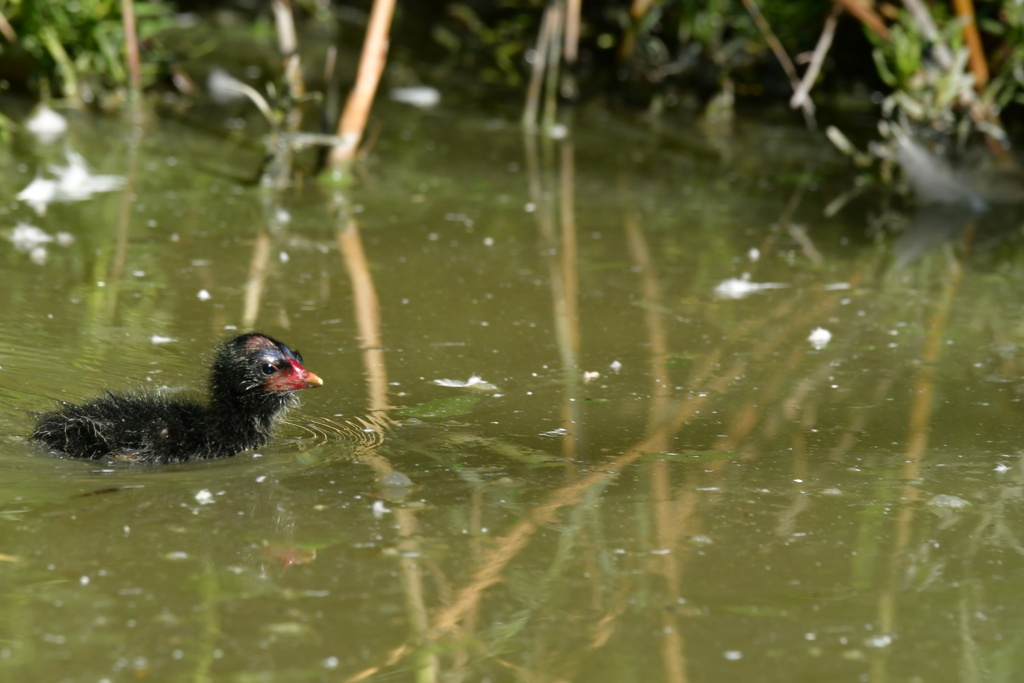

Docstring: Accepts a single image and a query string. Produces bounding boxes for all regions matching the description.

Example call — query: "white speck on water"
[996,463,1011,474]
[279,251,290,263]
[808,327,832,350]
[548,123,569,139]
[583,371,600,383]
[714,274,788,299]
[372,500,390,519]
[150,335,176,344]
[197,289,211,301]
[747,247,760,262]
[79,575,89,586]
[524,202,536,213]
[650,548,670,555]
[610,360,622,372]
[194,489,215,505]
[865,634,893,648]
[723,650,743,661]
[165,551,189,560]
[322,656,340,670]
[483,236,495,246]
[825,282,851,290]
[255,475,267,483]
[29,246,48,264]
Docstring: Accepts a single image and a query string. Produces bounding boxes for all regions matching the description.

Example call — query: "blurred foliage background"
[1,0,1023,170]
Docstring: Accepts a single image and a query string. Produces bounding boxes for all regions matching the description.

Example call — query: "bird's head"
[213,333,323,401]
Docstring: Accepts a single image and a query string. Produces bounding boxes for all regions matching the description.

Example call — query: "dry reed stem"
[791,4,842,112]
[329,0,395,169]
[120,0,142,98]
[741,0,815,125]
[523,4,558,129]
[0,8,16,42]
[952,0,989,89]
[542,2,564,131]
[618,0,655,63]
[831,0,890,40]
[272,0,306,134]
[564,0,581,64]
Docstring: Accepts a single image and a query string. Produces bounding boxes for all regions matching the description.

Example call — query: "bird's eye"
[261,363,276,376]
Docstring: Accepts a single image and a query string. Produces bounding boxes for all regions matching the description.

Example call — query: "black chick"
[31,333,323,464]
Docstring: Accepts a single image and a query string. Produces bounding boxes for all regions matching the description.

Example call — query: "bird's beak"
[264,360,324,392]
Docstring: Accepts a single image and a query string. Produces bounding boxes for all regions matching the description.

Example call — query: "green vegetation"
[2,1,1024,182]
[0,0,173,103]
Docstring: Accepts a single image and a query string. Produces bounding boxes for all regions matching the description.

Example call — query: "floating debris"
[17,149,124,214]
[372,500,391,519]
[714,274,788,300]
[389,86,441,109]
[7,223,75,265]
[928,494,970,510]
[25,106,68,143]
[808,327,832,350]
[433,375,498,391]
[8,223,52,251]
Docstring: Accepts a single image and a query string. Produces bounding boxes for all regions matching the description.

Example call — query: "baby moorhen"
[31,333,323,464]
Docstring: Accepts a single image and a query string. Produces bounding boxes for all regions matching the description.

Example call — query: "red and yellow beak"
[265,359,324,392]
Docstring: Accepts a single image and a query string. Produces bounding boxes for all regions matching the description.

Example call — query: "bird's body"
[31,333,323,464]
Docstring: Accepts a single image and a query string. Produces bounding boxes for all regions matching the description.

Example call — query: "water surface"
[1,103,1023,682]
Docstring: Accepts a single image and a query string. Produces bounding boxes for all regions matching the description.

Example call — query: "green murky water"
[2,102,1024,682]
